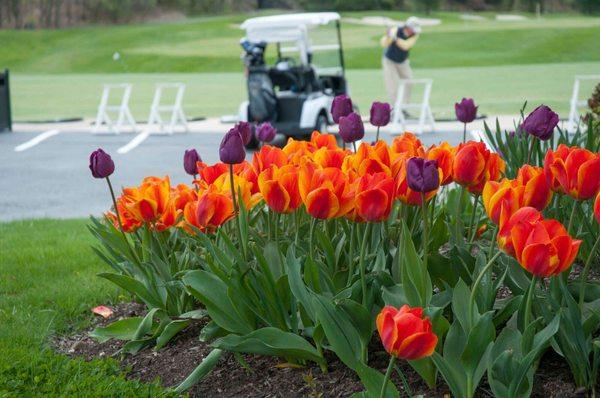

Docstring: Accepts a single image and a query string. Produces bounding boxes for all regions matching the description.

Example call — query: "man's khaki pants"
[382,57,412,106]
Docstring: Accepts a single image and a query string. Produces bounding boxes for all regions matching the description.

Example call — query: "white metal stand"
[391,78,435,135]
[147,83,188,135]
[567,75,600,133]
[92,84,137,134]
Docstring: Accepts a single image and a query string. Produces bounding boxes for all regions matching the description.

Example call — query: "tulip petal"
[306,188,339,219]
[396,331,438,360]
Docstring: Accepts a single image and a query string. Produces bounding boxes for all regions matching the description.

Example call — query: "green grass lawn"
[1,12,599,73]
[12,62,600,121]
[0,219,172,396]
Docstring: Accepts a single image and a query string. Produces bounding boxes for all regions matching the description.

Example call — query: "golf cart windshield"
[240,12,344,77]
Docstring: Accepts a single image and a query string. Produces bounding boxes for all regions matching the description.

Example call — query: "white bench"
[391,78,435,135]
[92,84,137,134]
[147,83,188,135]
[566,75,600,133]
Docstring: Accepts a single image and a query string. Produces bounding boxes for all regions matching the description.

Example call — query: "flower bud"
[331,95,353,124]
[255,122,277,142]
[338,112,364,143]
[89,148,115,179]
[370,101,391,127]
[455,98,477,124]
[521,105,559,141]
[219,129,246,164]
[183,149,200,176]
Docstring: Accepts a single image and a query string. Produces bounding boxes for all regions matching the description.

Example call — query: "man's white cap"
[405,16,422,34]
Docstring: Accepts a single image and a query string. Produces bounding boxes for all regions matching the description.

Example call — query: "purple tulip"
[219,128,246,164]
[255,122,277,142]
[89,148,115,179]
[338,112,364,143]
[370,101,391,127]
[331,95,353,124]
[455,98,478,124]
[407,157,439,193]
[235,121,253,145]
[520,105,559,141]
[183,149,201,176]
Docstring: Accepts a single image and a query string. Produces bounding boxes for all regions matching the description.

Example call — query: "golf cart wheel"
[315,113,328,134]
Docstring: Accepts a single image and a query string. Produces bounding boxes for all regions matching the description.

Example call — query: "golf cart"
[238,12,348,147]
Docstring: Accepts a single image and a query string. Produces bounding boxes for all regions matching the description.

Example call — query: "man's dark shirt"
[384,27,409,63]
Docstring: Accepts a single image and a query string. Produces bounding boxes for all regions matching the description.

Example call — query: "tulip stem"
[359,222,373,307]
[380,355,397,398]
[523,276,537,330]
[229,164,245,260]
[352,141,357,153]
[526,136,536,165]
[420,193,429,270]
[467,194,480,242]
[376,126,380,142]
[309,217,317,261]
[469,196,482,243]
[579,234,600,311]
[487,225,498,259]
[347,222,357,285]
[105,176,138,263]
[469,251,502,327]
[462,122,467,143]
[567,200,579,235]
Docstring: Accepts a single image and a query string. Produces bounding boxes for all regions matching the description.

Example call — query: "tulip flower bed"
[86,99,600,398]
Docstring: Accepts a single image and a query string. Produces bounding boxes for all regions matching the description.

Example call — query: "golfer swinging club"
[381,16,422,109]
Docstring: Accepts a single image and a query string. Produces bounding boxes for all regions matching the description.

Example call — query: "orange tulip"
[251,145,288,173]
[354,172,395,222]
[312,147,348,169]
[504,210,581,277]
[453,141,505,195]
[172,183,197,211]
[376,305,438,360]
[426,142,455,185]
[394,155,438,206]
[391,132,425,157]
[299,164,355,219]
[595,191,600,225]
[211,172,261,210]
[196,162,228,185]
[118,176,178,231]
[258,165,302,214]
[283,138,315,165]
[497,206,543,257]
[544,144,600,200]
[234,161,259,194]
[482,179,524,225]
[516,165,553,211]
[342,141,393,178]
[183,187,234,233]
[310,131,338,150]
[106,198,142,233]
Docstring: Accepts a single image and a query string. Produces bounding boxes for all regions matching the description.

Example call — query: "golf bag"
[247,68,277,123]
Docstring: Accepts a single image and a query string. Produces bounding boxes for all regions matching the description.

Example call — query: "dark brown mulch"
[53,301,591,398]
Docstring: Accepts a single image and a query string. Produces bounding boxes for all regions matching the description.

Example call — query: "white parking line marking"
[117,131,149,154]
[14,129,61,152]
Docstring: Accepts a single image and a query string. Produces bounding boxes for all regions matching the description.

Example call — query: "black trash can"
[0,69,12,132]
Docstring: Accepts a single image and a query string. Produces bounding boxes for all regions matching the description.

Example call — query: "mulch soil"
[54,263,598,398]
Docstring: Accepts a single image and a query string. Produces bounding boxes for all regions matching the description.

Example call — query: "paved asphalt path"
[0,126,468,221]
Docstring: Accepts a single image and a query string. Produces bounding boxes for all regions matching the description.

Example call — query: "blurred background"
[1,0,599,121]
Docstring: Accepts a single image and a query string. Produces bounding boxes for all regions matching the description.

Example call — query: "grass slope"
[11,62,600,121]
[0,12,599,73]
[0,219,172,396]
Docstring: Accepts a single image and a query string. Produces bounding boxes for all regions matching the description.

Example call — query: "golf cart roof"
[241,12,340,43]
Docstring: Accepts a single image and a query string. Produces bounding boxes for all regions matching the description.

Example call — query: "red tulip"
[376,305,438,360]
